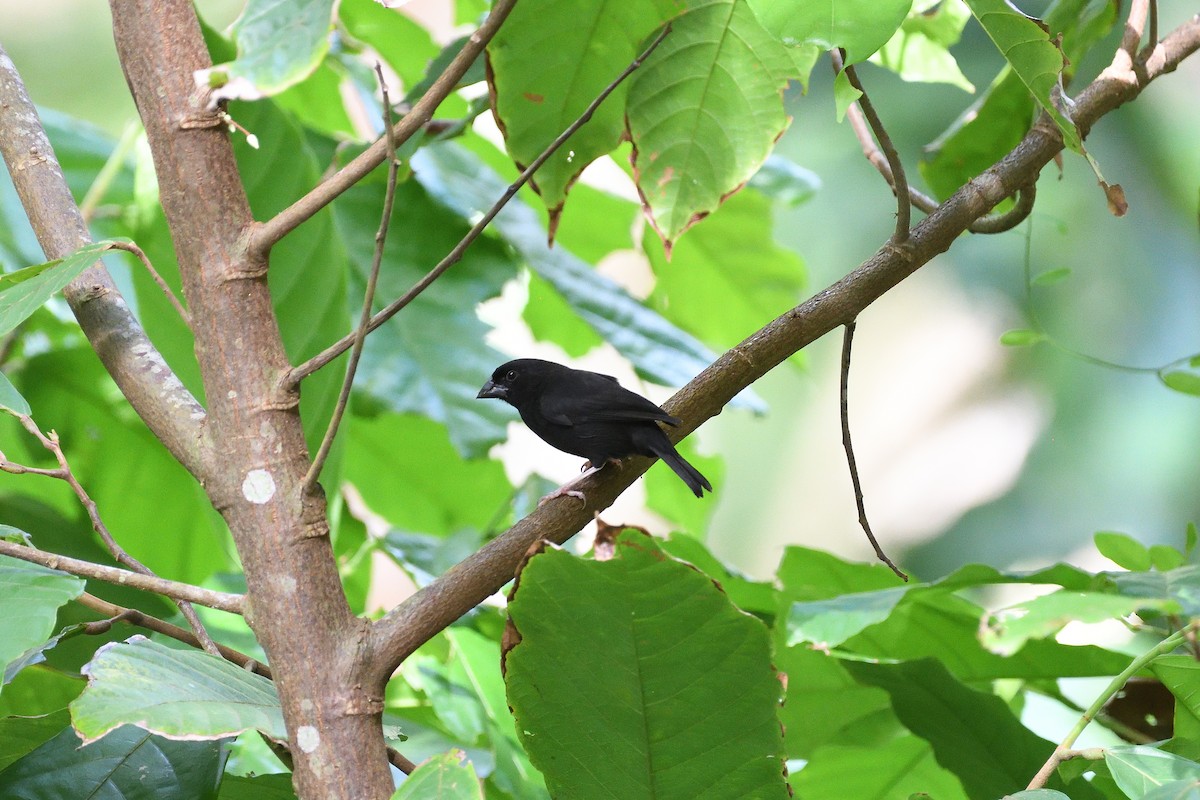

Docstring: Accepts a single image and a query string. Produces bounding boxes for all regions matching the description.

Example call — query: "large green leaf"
[488,0,677,212]
[0,556,85,690]
[748,0,911,63]
[505,531,788,799]
[200,0,335,102]
[71,636,284,743]
[218,773,297,800]
[0,724,225,800]
[626,0,794,246]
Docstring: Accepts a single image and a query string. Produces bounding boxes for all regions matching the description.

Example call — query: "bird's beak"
[477,379,506,400]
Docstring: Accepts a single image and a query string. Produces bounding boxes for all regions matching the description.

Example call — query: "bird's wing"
[539,372,680,427]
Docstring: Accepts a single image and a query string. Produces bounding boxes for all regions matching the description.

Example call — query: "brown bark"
[106,0,390,796]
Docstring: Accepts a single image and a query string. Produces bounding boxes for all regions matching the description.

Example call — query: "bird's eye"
[505,370,518,382]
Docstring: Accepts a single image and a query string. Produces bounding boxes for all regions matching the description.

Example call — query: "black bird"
[477,358,712,498]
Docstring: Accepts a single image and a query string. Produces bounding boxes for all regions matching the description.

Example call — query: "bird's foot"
[539,463,605,506]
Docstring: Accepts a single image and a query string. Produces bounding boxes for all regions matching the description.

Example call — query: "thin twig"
[76,592,271,677]
[302,65,401,495]
[836,52,1035,235]
[3,415,225,652]
[839,322,908,580]
[1027,621,1198,789]
[967,183,1037,233]
[284,24,674,388]
[0,539,245,614]
[387,749,418,775]
[248,0,517,256]
[837,54,911,242]
[110,240,191,326]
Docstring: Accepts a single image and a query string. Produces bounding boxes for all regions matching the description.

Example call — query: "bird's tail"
[655,445,712,498]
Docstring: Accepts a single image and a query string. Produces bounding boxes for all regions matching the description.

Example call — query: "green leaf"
[658,533,778,617]
[871,0,975,92]
[748,0,910,63]
[962,0,1080,152]
[487,0,677,212]
[218,773,298,800]
[1094,531,1153,571]
[1153,656,1200,756]
[1161,370,1200,398]
[0,724,225,800]
[506,531,788,799]
[344,414,512,537]
[0,709,70,772]
[0,369,30,416]
[791,737,969,799]
[1032,267,1073,286]
[392,751,483,800]
[1005,792,1071,799]
[776,646,896,758]
[200,0,335,102]
[411,142,745,402]
[0,555,85,688]
[1000,328,1046,347]
[1151,545,1186,572]
[627,0,794,246]
[1110,567,1200,617]
[1105,745,1200,798]
[71,636,285,743]
[1188,523,1198,557]
[339,0,439,89]
[787,585,914,648]
[845,658,1062,799]
[0,241,114,337]
[1141,780,1200,800]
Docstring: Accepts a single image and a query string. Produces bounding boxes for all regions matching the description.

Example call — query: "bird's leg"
[538,459,621,505]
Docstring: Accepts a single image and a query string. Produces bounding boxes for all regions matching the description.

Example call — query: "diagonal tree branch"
[367,15,1200,678]
[247,0,517,257]
[0,45,209,478]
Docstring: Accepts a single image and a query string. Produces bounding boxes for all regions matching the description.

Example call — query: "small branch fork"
[0,414,234,646]
[833,51,1036,235]
[282,23,674,389]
